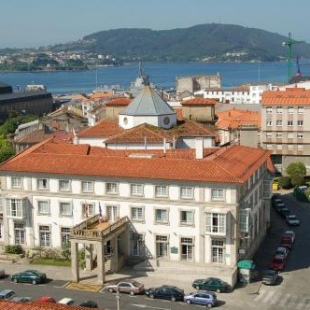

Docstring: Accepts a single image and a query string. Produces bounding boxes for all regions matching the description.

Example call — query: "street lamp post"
[116,288,120,310]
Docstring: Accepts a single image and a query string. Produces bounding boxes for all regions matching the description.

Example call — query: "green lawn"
[31,258,71,267]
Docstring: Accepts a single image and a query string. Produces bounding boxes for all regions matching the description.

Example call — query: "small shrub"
[4,244,23,254]
[291,175,305,187]
[278,176,293,189]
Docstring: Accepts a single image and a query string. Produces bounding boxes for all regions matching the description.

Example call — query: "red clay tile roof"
[181,98,217,106]
[262,87,310,105]
[0,300,93,309]
[216,108,261,129]
[105,97,131,106]
[0,138,271,184]
[77,119,218,141]
[78,120,125,138]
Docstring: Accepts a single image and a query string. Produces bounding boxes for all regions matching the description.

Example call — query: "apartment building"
[261,87,310,173]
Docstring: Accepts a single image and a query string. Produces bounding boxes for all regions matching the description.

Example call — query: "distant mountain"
[50,23,310,62]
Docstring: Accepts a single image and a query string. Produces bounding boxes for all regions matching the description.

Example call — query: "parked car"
[192,277,229,293]
[272,198,285,209]
[145,285,184,301]
[0,289,16,300]
[281,236,293,250]
[11,296,33,303]
[11,269,47,284]
[275,246,289,259]
[105,279,144,295]
[184,290,217,308]
[37,296,56,303]
[79,300,99,308]
[58,297,75,305]
[283,230,295,242]
[270,255,286,271]
[279,207,291,218]
[262,270,279,285]
[286,214,300,226]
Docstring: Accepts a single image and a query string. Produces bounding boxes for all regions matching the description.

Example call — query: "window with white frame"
[106,205,118,222]
[131,233,144,256]
[287,120,293,126]
[266,107,272,114]
[297,144,303,150]
[205,213,226,234]
[180,186,194,199]
[180,210,194,225]
[59,202,72,217]
[155,185,168,197]
[266,132,272,139]
[38,201,50,215]
[155,209,168,223]
[39,225,51,247]
[298,107,304,114]
[287,144,294,150]
[82,203,95,218]
[276,107,282,114]
[266,120,272,126]
[211,239,225,264]
[37,178,48,190]
[130,184,143,196]
[297,133,304,139]
[266,144,272,150]
[298,120,304,126]
[287,133,294,139]
[180,237,194,261]
[6,199,23,217]
[288,107,294,114]
[276,144,282,150]
[276,120,282,126]
[11,177,22,188]
[106,182,118,194]
[276,132,282,139]
[81,181,94,193]
[61,227,70,248]
[211,189,225,201]
[14,222,25,245]
[59,180,70,191]
[130,207,144,221]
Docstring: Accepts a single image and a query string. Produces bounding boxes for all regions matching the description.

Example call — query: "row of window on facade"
[265,120,304,126]
[265,107,304,114]
[10,177,227,201]
[12,222,226,264]
[265,132,304,139]
[6,199,228,234]
[265,144,304,151]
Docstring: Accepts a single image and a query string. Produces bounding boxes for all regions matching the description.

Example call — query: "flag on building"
[99,202,102,217]
[84,202,89,218]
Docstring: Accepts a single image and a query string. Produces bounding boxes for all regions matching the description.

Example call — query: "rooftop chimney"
[195,137,204,160]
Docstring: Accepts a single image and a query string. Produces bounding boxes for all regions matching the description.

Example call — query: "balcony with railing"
[70,215,129,241]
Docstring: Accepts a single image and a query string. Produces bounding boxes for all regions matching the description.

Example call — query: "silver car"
[184,290,217,308]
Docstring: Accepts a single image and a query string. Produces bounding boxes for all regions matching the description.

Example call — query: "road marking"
[66,282,102,292]
[131,304,172,309]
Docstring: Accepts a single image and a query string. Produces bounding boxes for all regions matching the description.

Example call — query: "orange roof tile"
[105,98,131,106]
[0,300,93,309]
[78,120,125,138]
[181,97,217,106]
[262,87,310,105]
[0,138,271,184]
[216,108,261,129]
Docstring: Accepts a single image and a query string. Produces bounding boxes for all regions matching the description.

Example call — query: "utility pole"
[282,33,305,82]
[116,289,120,310]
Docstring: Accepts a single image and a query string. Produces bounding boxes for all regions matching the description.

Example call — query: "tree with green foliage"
[0,136,14,162]
[285,162,307,179]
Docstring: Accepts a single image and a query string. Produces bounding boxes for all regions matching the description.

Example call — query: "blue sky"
[1,0,310,48]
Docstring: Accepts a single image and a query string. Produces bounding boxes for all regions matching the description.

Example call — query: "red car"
[270,255,286,271]
[37,296,56,303]
[281,236,293,250]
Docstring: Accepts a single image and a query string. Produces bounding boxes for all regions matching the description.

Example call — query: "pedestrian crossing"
[253,288,310,309]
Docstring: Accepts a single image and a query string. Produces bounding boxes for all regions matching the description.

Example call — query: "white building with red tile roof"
[0,136,272,286]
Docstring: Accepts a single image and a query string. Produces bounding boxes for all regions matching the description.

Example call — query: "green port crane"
[282,33,305,82]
